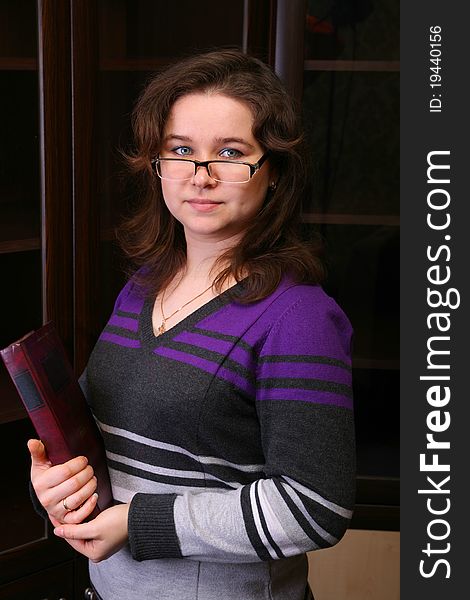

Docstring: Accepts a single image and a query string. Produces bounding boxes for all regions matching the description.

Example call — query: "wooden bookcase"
[0,0,398,595]
[0,0,272,596]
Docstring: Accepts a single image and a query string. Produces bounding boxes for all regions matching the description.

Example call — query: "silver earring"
[269,181,277,191]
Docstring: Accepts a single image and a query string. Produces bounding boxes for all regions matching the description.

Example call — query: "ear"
[267,161,279,191]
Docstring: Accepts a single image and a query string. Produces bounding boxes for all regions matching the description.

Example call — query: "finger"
[38,463,94,513]
[27,439,52,469]
[32,455,91,493]
[63,493,99,524]
[44,456,90,488]
[49,515,61,528]
[47,464,95,508]
[61,475,97,512]
[54,520,97,541]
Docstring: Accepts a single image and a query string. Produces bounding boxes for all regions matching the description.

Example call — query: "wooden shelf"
[302,213,400,226]
[0,57,37,70]
[356,474,399,505]
[0,202,40,254]
[353,358,399,370]
[0,238,40,254]
[304,60,400,72]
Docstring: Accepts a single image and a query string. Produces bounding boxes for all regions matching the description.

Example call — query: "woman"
[29,49,355,600]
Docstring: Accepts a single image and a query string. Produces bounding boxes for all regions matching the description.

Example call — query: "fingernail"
[93,493,99,501]
[54,527,64,537]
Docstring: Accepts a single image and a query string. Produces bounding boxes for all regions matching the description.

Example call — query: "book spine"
[1,344,71,465]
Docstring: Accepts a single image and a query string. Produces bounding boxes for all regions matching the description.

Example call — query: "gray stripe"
[259,355,351,371]
[107,451,241,489]
[255,479,305,555]
[109,469,227,501]
[282,476,353,519]
[98,420,264,473]
[250,481,278,560]
[280,482,337,545]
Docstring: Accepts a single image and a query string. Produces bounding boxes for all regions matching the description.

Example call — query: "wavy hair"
[118,48,324,302]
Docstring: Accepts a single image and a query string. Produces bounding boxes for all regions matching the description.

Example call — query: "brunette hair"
[118,48,324,302]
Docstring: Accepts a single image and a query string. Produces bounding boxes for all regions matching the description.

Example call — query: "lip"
[186,199,223,212]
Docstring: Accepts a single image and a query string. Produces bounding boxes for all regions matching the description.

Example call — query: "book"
[0,322,113,517]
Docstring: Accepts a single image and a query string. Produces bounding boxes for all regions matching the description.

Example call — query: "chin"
[184,223,244,241]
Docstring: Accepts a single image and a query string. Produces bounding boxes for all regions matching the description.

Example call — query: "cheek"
[161,181,172,202]
[161,181,182,211]
[245,181,269,211]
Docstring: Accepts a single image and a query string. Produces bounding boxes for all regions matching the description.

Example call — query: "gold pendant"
[156,322,166,336]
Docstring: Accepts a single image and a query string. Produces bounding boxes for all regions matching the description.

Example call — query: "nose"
[192,164,217,187]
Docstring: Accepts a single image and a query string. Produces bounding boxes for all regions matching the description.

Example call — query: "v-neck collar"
[139,280,245,350]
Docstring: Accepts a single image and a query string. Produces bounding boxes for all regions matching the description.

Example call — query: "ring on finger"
[62,496,71,512]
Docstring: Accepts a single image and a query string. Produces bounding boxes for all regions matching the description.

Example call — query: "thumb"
[27,439,52,468]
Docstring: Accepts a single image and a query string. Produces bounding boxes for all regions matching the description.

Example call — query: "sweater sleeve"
[128,292,356,563]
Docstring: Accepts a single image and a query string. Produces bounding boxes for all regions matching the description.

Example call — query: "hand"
[53,504,130,562]
[28,439,98,525]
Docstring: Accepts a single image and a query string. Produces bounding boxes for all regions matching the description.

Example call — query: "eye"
[220,148,243,160]
[172,146,192,157]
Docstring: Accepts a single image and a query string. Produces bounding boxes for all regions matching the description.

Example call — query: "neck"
[183,231,241,283]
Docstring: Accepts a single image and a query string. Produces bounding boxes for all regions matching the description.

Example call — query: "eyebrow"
[164,134,255,150]
[214,137,256,150]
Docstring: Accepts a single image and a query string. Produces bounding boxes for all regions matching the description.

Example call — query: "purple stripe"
[100,332,141,348]
[257,387,353,409]
[174,331,233,354]
[154,347,255,396]
[120,294,145,315]
[109,314,139,332]
[174,331,254,370]
[258,362,351,385]
[195,279,293,337]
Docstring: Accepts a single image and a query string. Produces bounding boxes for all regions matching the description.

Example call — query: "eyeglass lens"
[158,160,251,182]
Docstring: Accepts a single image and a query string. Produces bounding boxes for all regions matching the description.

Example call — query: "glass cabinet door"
[0,4,77,586]
[73,0,272,370]
[0,0,47,560]
[275,0,400,528]
[303,0,400,528]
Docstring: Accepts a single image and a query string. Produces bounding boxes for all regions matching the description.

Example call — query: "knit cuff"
[128,493,182,561]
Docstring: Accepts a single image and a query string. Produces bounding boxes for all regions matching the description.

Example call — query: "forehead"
[164,93,256,140]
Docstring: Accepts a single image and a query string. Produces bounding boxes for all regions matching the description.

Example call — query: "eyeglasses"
[151,153,268,184]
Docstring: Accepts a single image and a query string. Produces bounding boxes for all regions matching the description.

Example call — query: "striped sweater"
[82,275,355,600]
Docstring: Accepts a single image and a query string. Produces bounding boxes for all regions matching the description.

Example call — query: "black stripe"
[103,324,140,340]
[257,378,353,398]
[240,485,272,561]
[103,431,262,484]
[163,340,255,384]
[279,477,351,532]
[192,327,254,354]
[108,459,233,491]
[103,433,203,472]
[190,327,238,343]
[254,481,285,559]
[259,355,351,371]
[116,309,142,319]
[273,479,332,549]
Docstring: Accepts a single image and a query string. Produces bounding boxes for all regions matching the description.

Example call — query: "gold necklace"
[156,283,213,336]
